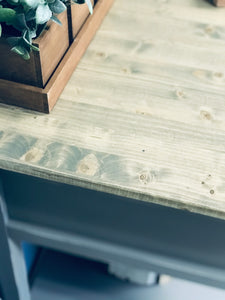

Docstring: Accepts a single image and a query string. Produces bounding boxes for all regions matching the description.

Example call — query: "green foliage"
[0,0,92,59]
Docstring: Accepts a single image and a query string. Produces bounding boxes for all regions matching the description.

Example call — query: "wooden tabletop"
[0,0,225,220]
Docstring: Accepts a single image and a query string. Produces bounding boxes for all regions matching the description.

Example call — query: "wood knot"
[205,26,214,34]
[139,173,148,181]
[193,70,205,78]
[20,147,44,163]
[199,108,213,121]
[210,189,215,195]
[201,174,217,196]
[139,170,156,185]
[213,72,224,81]
[214,72,223,78]
[77,154,99,176]
[175,88,185,99]
[121,67,130,74]
[96,51,106,58]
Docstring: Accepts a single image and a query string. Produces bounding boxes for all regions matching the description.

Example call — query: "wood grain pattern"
[46,0,115,112]
[0,0,225,220]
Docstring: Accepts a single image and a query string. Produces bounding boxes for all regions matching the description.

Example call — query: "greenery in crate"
[0,0,92,59]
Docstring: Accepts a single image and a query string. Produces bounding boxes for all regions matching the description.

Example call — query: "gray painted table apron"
[1,171,225,300]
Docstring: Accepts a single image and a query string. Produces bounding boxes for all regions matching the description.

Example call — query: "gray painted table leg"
[0,180,31,300]
[8,238,31,300]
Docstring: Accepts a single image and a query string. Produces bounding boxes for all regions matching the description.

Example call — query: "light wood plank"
[0,0,225,220]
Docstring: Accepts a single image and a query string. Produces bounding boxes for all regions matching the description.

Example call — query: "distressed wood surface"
[0,0,225,219]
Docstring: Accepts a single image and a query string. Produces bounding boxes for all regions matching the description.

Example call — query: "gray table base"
[0,181,30,300]
[1,169,225,299]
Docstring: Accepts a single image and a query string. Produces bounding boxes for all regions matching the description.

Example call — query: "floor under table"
[31,249,225,300]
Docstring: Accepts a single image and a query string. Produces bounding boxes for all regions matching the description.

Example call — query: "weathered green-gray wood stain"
[1,0,225,219]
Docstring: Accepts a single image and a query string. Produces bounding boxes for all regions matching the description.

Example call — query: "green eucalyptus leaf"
[22,29,31,43]
[11,44,30,59]
[23,37,39,51]
[13,13,28,31]
[36,4,52,24]
[1,0,93,60]
[21,0,38,9]
[50,14,62,25]
[0,7,16,24]
[7,36,21,47]
[6,0,20,5]
[25,9,36,21]
[29,29,37,38]
[22,51,30,59]
[85,0,92,14]
[49,0,66,14]
[22,29,39,51]
[29,42,39,51]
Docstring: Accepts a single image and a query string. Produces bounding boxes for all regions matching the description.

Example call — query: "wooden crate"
[0,12,69,88]
[0,0,114,113]
[213,0,225,6]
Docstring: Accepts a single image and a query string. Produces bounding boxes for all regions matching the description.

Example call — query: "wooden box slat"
[33,11,69,87]
[213,0,225,6]
[0,79,47,112]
